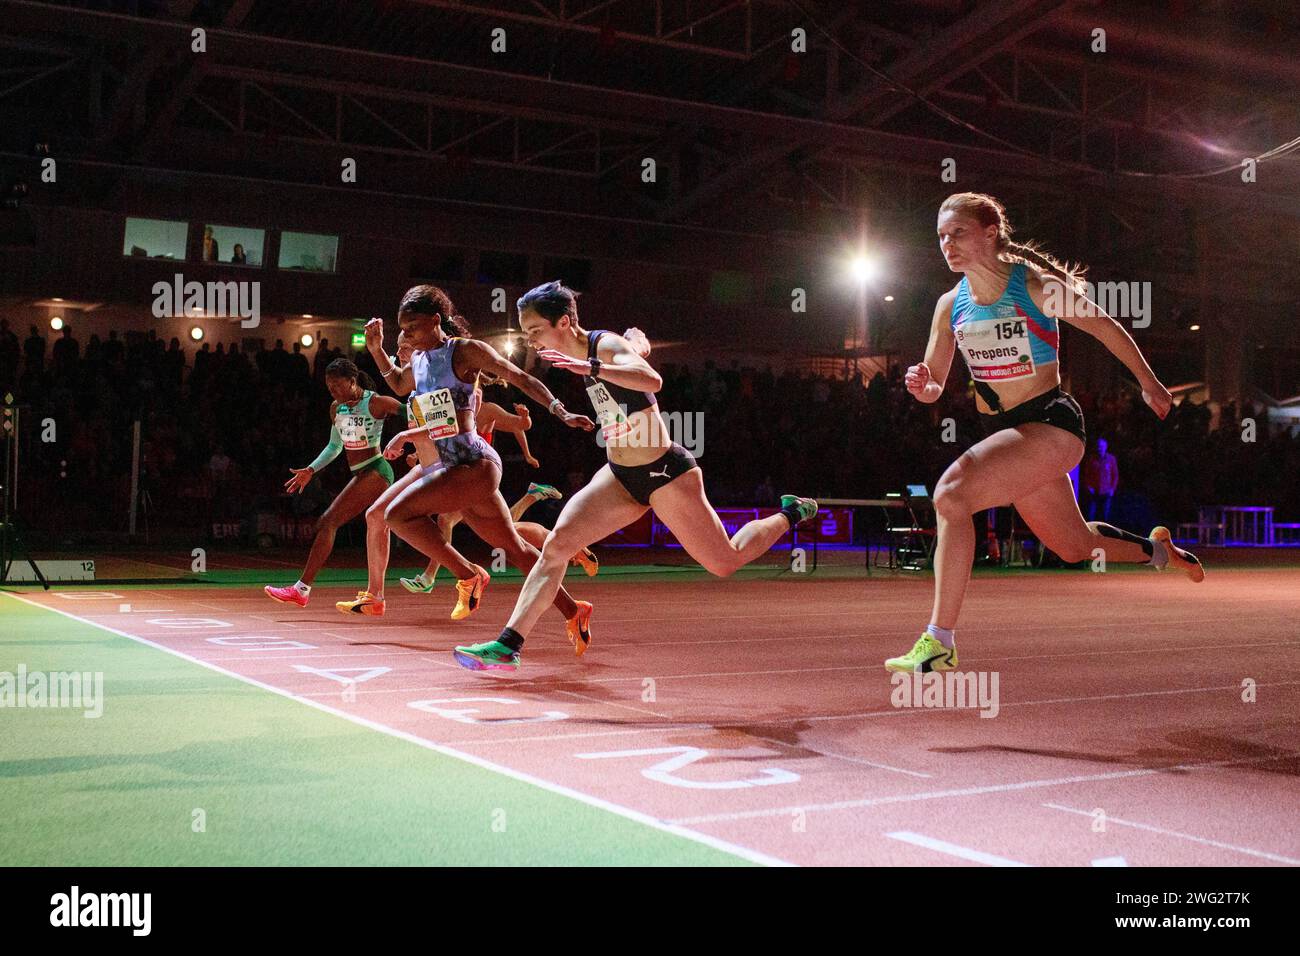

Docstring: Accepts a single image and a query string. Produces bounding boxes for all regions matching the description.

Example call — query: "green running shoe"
[885,633,959,673]
[528,482,563,501]
[453,639,520,672]
[780,494,819,525]
[400,573,435,594]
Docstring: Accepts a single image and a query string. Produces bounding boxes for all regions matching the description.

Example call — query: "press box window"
[279,231,339,272]
[203,224,266,267]
[123,217,188,259]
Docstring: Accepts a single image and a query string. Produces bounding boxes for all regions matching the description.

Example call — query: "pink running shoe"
[264,584,309,607]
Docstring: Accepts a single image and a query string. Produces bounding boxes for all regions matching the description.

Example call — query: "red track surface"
[24,566,1300,866]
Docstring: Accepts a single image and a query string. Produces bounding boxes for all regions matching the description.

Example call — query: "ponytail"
[399,284,471,337]
[1000,239,1088,298]
[442,313,470,337]
[325,357,375,392]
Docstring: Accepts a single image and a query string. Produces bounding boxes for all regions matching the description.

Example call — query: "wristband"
[548,398,563,416]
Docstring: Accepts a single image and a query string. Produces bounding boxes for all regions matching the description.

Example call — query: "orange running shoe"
[336,590,386,616]
[566,600,593,657]
[1151,526,1205,583]
[572,547,599,577]
[451,565,489,620]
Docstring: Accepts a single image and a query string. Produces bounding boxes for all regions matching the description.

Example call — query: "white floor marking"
[145,617,232,629]
[291,664,392,685]
[205,635,317,651]
[886,831,1031,867]
[3,592,791,867]
[408,697,568,725]
[1091,857,1128,866]
[1043,803,1300,865]
[575,746,800,790]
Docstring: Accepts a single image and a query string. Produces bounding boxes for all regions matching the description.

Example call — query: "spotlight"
[848,255,878,284]
[49,316,63,331]
[1189,324,1201,332]
[884,295,895,302]
[190,326,204,341]
[300,333,314,348]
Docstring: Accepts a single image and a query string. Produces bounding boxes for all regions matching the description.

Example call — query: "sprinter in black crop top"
[451,280,821,673]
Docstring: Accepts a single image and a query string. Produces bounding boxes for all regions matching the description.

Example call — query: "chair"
[883,492,936,571]
[1002,508,1038,567]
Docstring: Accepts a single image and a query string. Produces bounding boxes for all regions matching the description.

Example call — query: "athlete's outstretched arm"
[456,339,595,432]
[1027,271,1171,418]
[367,395,404,419]
[365,318,415,396]
[382,426,430,460]
[906,288,958,404]
[539,332,661,393]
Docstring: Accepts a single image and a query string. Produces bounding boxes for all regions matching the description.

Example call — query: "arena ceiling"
[1,0,1298,301]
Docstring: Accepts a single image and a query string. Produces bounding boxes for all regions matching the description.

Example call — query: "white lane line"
[216,673,1300,714]
[553,688,669,720]
[445,725,719,747]
[798,680,1300,724]
[1043,803,1300,865]
[886,831,1031,867]
[550,633,1300,654]
[670,752,1299,826]
[3,592,792,868]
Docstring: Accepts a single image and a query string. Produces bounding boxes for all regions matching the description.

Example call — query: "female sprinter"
[452,280,819,671]
[263,358,403,607]
[393,339,581,595]
[360,285,597,645]
[886,192,1203,673]
[339,333,594,612]
[391,384,599,595]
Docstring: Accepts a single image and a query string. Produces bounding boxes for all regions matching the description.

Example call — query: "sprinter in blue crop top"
[450,280,820,673]
[886,192,1204,675]
[361,284,600,647]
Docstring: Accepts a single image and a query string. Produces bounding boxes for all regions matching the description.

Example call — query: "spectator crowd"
[1,317,1296,547]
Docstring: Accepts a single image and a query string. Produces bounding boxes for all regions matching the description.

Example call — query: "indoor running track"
[9,565,1300,867]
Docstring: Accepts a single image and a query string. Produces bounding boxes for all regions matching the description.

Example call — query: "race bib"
[412,388,459,440]
[955,314,1035,381]
[586,381,630,439]
[337,414,370,450]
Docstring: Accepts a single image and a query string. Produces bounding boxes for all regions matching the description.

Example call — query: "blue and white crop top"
[951,263,1059,386]
[408,338,478,440]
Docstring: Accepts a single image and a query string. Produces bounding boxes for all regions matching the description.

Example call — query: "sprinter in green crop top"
[263,358,403,608]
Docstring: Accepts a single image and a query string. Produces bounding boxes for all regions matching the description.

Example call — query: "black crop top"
[582,330,656,414]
